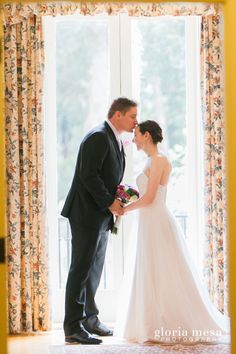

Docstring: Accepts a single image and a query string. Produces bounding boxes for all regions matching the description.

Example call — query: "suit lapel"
[121,142,126,174]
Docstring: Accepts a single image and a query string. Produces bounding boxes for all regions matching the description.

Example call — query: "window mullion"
[185,16,204,271]
[109,15,121,100]
[120,13,132,97]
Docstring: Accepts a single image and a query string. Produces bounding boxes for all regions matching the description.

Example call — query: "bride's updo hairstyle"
[138,120,163,144]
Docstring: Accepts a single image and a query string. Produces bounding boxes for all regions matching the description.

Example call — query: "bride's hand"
[124,204,130,213]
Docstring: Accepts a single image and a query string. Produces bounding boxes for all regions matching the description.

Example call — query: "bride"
[114,120,230,344]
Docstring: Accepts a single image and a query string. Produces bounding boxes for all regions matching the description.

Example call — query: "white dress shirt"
[106,119,122,150]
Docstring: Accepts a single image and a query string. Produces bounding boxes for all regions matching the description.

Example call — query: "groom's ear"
[114,111,122,120]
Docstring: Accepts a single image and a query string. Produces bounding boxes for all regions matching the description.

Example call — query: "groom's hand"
[108,199,124,216]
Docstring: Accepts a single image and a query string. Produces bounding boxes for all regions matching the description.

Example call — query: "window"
[43,13,203,324]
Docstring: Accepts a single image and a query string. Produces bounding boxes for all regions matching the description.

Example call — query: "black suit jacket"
[61,121,125,231]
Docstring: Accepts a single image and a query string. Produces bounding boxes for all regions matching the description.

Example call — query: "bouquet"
[111,184,139,235]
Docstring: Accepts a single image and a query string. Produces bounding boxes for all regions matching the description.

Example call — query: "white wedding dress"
[114,164,230,344]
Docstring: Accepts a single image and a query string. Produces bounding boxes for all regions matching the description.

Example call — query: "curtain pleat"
[201,14,228,315]
[5,15,49,333]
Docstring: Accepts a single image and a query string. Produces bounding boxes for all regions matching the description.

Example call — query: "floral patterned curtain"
[4,15,49,333]
[200,14,228,315]
[1,2,219,26]
[2,1,227,333]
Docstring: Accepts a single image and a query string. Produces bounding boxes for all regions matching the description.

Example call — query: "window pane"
[56,18,110,288]
[131,17,187,231]
[56,18,110,207]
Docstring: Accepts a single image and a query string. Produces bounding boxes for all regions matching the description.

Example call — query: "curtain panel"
[4,14,49,333]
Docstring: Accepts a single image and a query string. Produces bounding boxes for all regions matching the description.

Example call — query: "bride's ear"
[144,131,151,140]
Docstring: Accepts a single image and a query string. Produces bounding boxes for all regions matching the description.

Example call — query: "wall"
[0,1,234,353]
[0,8,7,354]
[223,1,236,352]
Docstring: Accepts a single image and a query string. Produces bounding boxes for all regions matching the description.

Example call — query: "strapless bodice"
[136,172,167,205]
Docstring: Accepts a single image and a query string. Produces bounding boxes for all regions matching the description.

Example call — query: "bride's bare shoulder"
[152,154,172,168]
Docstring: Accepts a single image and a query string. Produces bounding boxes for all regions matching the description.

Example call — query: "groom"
[61,97,138,344]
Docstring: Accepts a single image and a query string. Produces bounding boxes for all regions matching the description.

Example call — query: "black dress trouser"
[63,217,109,336]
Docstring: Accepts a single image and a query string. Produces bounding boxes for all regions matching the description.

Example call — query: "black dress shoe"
[83,319,113,337]
[65,327,102,345]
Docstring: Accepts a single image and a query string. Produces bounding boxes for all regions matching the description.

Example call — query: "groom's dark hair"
[108,97,137,119]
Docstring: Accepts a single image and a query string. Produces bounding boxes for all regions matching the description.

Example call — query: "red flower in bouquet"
[111,184,139,235]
